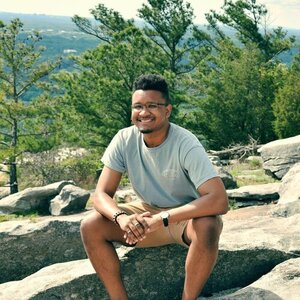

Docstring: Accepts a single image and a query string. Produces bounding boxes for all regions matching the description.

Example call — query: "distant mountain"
[1,11,299,63]
[0,12,100,61]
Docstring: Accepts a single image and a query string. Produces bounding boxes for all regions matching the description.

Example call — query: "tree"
[138,0,212,75]
[273,54,300,138]
[58,0,209,148]
[194,42,277,149]
[206,0,295,62]
[0,19,61,193]
[55,26,163,149]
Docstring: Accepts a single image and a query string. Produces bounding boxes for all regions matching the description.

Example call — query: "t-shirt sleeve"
[183,146,218,189]
[101,132,126,173]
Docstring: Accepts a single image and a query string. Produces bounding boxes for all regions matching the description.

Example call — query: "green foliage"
[194,42,277,149]
[0,18,61,193]
[225,160,278,187]
[19,149,100,190]
[138,0,212,75]
[273,54,300,138]
[206,0,295,61]
[0,211,38,223]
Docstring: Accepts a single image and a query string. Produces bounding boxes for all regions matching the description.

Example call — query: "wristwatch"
[160,211,170,227]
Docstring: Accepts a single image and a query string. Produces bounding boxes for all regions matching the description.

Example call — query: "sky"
[0,0,300,29]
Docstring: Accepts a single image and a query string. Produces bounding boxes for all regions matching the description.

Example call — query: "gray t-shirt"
[101,123,217,208]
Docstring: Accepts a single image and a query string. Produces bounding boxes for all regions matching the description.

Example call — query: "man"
[80,74,228,300]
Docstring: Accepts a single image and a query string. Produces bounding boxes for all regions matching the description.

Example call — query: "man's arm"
[168,176,228,223]
[93,166,150,244]
[93,166,123,218]
[145,177,228,231]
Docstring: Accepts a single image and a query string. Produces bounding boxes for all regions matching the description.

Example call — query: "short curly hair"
[133,74,170,104]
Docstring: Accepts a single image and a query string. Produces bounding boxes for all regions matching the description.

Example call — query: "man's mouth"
[138,118,154,123]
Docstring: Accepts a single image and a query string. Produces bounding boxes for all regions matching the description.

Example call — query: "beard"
[139,128,153,134]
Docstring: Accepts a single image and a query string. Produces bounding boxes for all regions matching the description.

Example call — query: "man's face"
[131,90,172,134]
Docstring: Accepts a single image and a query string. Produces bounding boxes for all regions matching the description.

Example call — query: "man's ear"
[166,104,172,118]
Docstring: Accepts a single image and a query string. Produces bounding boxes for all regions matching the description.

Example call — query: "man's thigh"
[118,201,189,248]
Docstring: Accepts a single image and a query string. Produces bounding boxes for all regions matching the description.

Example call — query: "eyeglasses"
[131,102,168,112]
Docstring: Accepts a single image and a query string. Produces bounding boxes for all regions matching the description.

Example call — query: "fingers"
[123,212,151,245]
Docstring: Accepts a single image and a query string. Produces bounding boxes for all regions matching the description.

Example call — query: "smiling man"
[80,74,228,300]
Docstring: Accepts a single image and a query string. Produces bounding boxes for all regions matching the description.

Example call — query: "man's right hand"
[117,212,151,245]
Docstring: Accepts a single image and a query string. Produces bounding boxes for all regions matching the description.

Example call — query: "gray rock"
[206,258,300,300]
[214,166,237,189]
[0,204,299,299]
[227,183,280,207]
[114,187,139,203]
[278,162,300,204]
[0,181,74,214]
[49,184,90,216]
[209,155,222,166]
[0,212,88,283]
[258,135,300,179]
[271,200,300,218]
[0,186,10,200]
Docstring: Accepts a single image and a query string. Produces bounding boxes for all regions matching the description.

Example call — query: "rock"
[278,162,300,204]
[0,181,74,214]
[245,155,263,164]
[49,184,90,216]
[206,258,300,300]
[208,155,237,189]
[114,187,139,203]
[209,155,222,166]
[0,212,88,283]
[0,186,10,200]
[271,200,300,218]
[0,259,100,300]
[258,135,300,179]
[0,203,299,298]
[227,183,280,207]
[0,246,187,300]
[214,166,237,189]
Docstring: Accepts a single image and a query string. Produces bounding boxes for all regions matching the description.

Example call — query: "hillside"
[0,12,99,63]
[0,12,299,102]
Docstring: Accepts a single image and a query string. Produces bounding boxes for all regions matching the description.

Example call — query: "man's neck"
[143,123,171,148]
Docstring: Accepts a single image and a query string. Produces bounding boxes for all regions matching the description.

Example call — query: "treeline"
[1,0,300,194]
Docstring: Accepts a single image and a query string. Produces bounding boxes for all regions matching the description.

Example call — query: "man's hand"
[143,214,164,233]
[117,212,151,245]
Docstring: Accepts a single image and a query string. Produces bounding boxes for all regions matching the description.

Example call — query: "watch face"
[161,212,169,219]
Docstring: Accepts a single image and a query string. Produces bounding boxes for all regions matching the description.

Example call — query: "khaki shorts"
[118,200,189,248]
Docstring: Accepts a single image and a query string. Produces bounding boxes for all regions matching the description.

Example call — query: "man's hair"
[133,74,170,104]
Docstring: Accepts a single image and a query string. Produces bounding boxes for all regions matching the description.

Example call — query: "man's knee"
[189,216,222,249]
[80,212,105,239]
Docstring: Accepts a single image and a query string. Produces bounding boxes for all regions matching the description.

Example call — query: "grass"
[0,211,39,223]
[224,159,279,187]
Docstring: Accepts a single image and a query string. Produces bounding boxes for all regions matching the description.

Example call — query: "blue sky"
[1,0,300,29]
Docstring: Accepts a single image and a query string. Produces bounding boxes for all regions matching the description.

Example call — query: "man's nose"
[139,106,151,113]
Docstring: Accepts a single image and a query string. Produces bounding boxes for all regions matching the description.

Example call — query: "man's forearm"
[93,191,122,222]
[167,192,228,224]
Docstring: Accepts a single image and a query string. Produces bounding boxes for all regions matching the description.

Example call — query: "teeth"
[139,119,153,122]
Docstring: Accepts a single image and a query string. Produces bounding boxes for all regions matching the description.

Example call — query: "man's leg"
[181,216,223,300]
[80,211,129,300]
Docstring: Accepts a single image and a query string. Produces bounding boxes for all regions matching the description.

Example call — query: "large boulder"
[227,183,280,207]
[49,184,90,216]
[0,181,74,214]
[0,212,88,283]
[258,135,300,179]
[0,186,10,200]
[0,203,299,299]
[277,162,300,204]
[206,258,300,300]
